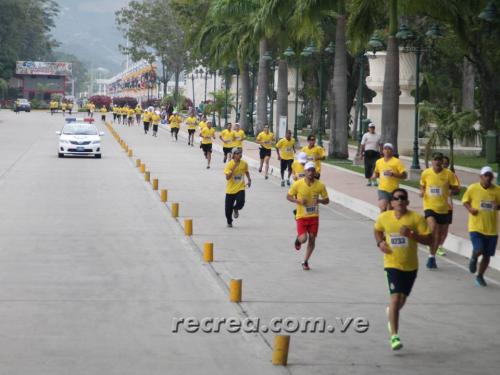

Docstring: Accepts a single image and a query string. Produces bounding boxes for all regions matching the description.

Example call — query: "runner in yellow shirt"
[462,166,500,287]
[256,125,275,179]
[61,102,67,116]
[50,100,58,115]
[224,147,251,227]
[169,111,182,141]
[142,109,152,134]
[374,188,431,351]
[373,143,407,212]
[198,115,208,131]
[112,105,118,123]
[276,129,296,187]
[88,102,95,118]
[200,121,216,169]
[287,162,329,270]
[219,123,235,163]
[291,152,308,181]
[300,134,326,178]
[419,152,459,269]
[232,123,246,148]
[185,114,198,146]
[135,104,143,125]
[100,106,107,122]
[127,107,135,126]
[151,110,161,137]
[67,102,73,115]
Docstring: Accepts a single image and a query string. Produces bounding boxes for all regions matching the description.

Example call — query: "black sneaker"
[294,238,301,251]
[301,261,310,271]
[469,256,478,274]
[475,275,487,287]
[227,223,233,228]
[233,209,239,219]
[426,257,437,269]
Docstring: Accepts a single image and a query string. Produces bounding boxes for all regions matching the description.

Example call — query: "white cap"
[368,122,375,128]
[304,162,316,170]
[297,152,307,164]
[155,110,160,115]
[383,143,394,150]
[480,166,494,175]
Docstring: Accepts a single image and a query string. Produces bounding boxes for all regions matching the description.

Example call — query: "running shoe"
[374,181,378,187]
[281,180,285,187]
[286,180,291,186]
[227,223,233,228]
[233,209,239,219]
[390,335,403,351]
[301,261,310,271]
[294,238,301,251]
[436,246,446,256]
[366,181,372,186]
[258,167,262,173]
[469,256,478,274]
[426,257,437,269]
[265,175,269,180]
[475,275,487,287]
[206,165,210,169]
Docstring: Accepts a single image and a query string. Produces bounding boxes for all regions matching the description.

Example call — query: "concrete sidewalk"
[110,119,500,374]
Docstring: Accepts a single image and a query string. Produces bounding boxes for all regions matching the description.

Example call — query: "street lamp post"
[235,67,240,121]
[191,72,196,109]
[249,63,257,136]
[224,67,230,127]
[212,70,217,127]
[283,47,299,141]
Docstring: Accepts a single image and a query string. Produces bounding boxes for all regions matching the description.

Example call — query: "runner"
[437,156,460,256]
[256,125,275,179]
[220,122,235,163]
[361,123,382,186]
[300,134,326,179]
[127,106,135,126]
[374,188,431,351]
[287,162,330,271]
[121,106,128,125]
[115,106,121,124]
[143,108,152,135]
[61,102,67,116]
[291,152,308,181]
[372,143,407,212]
[186,112,198,146]
[200,121,216,169]
[88,102,95,118]
[100,106,107,122]
[169,111,182,141]
[135,104,142,125]
[462,166,500,287]
[112,105,118,122]
[224,147,251,228]
[232,123,246,149]
[199,115,208,131]
[50,100,58,115]
[419,152,460,269]
[276,129,296,187]
[67,101,73,115]
[151,110,161,137]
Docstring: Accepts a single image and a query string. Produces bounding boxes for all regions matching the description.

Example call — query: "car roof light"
[65,118,77,123]
[83,118,95,123]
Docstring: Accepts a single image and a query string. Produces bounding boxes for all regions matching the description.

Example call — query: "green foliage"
[89,95,112,109]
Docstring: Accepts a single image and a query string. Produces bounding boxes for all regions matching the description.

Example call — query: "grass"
[452,154,497,170]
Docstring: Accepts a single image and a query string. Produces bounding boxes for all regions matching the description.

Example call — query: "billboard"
[16,61,72,76]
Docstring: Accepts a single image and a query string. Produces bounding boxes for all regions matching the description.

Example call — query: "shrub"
[89,95,112,109]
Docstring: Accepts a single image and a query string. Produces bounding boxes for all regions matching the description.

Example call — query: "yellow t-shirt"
[276,138,296,160]
[224,159,249,194]
[220,129,235,148]
[61,103,67,110]
[257,131,274,150]
[233,129,246,147]
[300,145,326,173]
[50,101,58,109]
[292,160,305,180]
[201,127,216,144]
[169,115,181,128]
[374,210,430,271]
[420,168,460,214]
[143,112,152,122]
[113,106,119,114]
[199,121,208,130]
[128,108,135,117]
[100,107,107,113]
[151,113,161,125]
[288,178,329,220]
[89,103,95,112]
[120,107,128,116]
[374,157,407,193]
[185,116,197,130]
[135,106,142,114]
[462,183,500,235]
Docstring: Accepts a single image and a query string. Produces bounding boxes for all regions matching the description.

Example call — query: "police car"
[56,117,104,158]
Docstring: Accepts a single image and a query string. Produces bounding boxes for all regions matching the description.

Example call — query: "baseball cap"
[305,162,316,170]
[232,147,242,154]
[297,152,307,164]
[383,143,394,150]
[480,166,494,176]
[368,123,375,128]
[432,152,444,160]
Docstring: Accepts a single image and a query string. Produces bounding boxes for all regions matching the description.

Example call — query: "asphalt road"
[0,110,499,375]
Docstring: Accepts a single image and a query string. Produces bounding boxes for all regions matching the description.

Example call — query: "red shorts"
[296,217,319,236]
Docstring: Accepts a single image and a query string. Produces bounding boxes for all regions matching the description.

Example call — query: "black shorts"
[201,143,212,153]
[152,124,158,132]
[384,268,417,296]
[223,147,233,156]
[259,147,271,159]
[171,127,179,134]
[280,159,293,173]
[188,129,196,135]
[424,209,452,225]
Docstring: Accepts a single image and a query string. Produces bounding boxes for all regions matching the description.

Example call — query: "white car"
[57,120,104,158]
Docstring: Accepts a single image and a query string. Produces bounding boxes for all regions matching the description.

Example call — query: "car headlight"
[92,140,100,144]
[60,139,69,144]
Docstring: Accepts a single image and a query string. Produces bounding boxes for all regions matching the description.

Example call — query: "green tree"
[206,89,235,128]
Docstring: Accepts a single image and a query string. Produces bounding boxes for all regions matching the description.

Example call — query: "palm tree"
[207,89,235,129]
[256,38,270,133]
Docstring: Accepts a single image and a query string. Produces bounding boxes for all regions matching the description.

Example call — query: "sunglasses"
[392,195,407,201]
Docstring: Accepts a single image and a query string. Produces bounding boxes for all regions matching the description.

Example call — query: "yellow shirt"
[199,121,208,130]
[292,161,305,180]
[100,107,107,113]
[128,108,135,117]
[420,168,460,214]
[113,106,119,114]
[276,138,296,160]
[300,145,326,173]
[61,103,67,110]
[220,129,235,148]
[50,101,58,109]
[374,157,407,193]
[89,103,95,112]
[233,129,246,147]
[135,106,142,114]
[288,178,329,220]
[257,131,274,150]
[462,183,500,235]
[169,115,182,128]
[186,116,197,130]
[143,112,152,122]
[151,113,161,125]
[201,127,216,144]
[224,159,249,194]
[374,210,430,271]
[121,107,128,115]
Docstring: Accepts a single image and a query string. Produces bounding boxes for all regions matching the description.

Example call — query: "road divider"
[229,279,242,302]
[171,202,179,218]
[184,219,193,236]
[271,335,290,366]
[203,242,214,262]
[152,178,158,190]
[160,189,168,202]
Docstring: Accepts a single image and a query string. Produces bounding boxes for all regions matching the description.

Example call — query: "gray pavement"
[0,110,499,374]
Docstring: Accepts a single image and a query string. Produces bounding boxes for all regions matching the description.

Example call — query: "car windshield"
[62,124,98,135]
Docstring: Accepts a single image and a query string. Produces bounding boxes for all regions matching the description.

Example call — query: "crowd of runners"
[104,105,498,352]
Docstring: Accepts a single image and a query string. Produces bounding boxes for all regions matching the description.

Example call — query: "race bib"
[307,156,314,161]
[285,147,292,152]
[233,174,243,182]
[382,170,393,177]
[480,200,495,211]
[428,186,442,196]
[298,172,305,178]
[390,234,408,248]
[264,140,271,145]
[305,205,318,214]
[235,136,241,141]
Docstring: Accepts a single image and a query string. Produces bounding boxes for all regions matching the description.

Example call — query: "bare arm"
[463,202,478,215]
[374,229,392,254]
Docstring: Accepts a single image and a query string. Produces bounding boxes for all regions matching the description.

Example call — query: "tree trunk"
[381,36,399,152]
[256,38,269,133]
[239,62,250,133]
[174,69,180,103]
[462,57,475,111]
[331,13,348,159]
[311,95,320,134]
[326,78,333,143]
[276,59,288,139]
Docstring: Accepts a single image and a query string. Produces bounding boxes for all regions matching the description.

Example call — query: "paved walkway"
[108,119,500,374]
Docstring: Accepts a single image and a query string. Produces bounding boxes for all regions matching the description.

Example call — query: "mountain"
[52,0,130,75]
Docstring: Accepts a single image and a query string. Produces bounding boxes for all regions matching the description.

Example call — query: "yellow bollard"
[140,163,146,173]
[136,158,141,167]
[171,203,179,218]
[152,178,158,190]
[229,279,242,302]
[160,189,168,202]
[272,335,290,366]
[203,242,213,262]
[184,219,193,236]
[144,171,150,182]
[124,144,128,152]
[128,149,133,157]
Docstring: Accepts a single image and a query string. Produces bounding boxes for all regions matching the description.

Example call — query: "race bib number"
[390,234,408,248]
[235,136,241,141]
[233,174,243,182]
[305,205,318,214]
[298,172,305,178]
[285,147,292,152]
[383,170,393,177]
[429,186,442,196]
[480,200,495,211]
[264,140,271,145]
[307,156,314,161]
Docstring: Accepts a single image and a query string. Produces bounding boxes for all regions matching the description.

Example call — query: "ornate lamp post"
[283,47,299,140]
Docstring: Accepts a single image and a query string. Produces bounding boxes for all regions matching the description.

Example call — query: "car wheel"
[94,154,101,159]
[58,153,64,158]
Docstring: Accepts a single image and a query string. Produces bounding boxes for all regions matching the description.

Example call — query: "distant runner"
[220,122,235,163]
[169,111,182,141]
[200,121,216,169]
[256,125,275,179]
[300,134,326,179]
[224,147,251,228]
[276,129,296,187]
